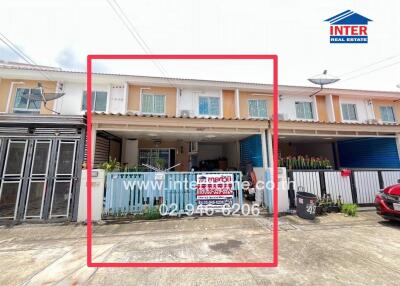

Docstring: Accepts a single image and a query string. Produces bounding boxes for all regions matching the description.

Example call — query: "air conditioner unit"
[189,141,198,153]
[278,113,288,120]
[180,110,192,117]
[366,119,379,124]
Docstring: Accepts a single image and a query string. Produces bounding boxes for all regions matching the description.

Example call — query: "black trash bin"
[296,191,317,220]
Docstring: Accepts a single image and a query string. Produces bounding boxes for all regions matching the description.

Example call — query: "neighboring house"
[0,62,86,222]
[0,61,399,221]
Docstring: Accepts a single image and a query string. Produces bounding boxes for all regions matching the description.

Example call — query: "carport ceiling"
[107,130,252,142]
[278,135,372,143]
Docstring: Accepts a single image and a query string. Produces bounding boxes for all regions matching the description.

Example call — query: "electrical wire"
[340,60,400,83]
[106,0,176,87]
[0,32,64,113]
[338,54,400,78]
[281,54,400,98]
[0,32,54,83]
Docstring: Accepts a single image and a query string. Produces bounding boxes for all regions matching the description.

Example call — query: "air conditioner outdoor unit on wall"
[366,119,379,124]
[189,141,198,153]
[180,110,191,117]
[278,113,288,120]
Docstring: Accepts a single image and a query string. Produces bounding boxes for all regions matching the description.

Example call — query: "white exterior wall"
[77,169,105,222]
[178,88,222,117]
[56,82,113,115]
[123,139,139,166]
[108,84,126,114]
[278,95,316,120]
[339,97,370,123]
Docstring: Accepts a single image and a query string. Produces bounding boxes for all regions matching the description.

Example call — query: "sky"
[1,0,400,91]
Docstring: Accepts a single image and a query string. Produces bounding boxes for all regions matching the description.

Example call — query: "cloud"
[55,48,108,73]
[0,44,24,62]
[55,48,85,71]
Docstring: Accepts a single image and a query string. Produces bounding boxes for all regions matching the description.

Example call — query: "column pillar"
[234,88,240,118]
[91,124,97,166]
[266,129,273,168]
[261,130,268,169]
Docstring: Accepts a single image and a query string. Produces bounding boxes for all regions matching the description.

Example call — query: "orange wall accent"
[239,91,273,118]
[127,85,176,116]
[316,95,327,122]
[332,95,341,122]
[222,90,235,118]
[372,99,400,122]
[0,78,57,114]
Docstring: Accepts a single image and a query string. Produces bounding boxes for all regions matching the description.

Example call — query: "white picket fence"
[290,170,400,205]
[324,172,353,204]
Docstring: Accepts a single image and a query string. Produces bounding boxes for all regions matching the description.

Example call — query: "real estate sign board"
[196,173,234,209]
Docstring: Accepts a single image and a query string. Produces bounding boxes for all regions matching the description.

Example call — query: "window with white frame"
[341,103,358,121]
[295,101,313,119]
[248,99,268,118]
[380,106,395,122]
[82,91,107,112]
[141,93,165,114]
[199,96,220,116]
[138,149,170,169]
[13,88,42,113]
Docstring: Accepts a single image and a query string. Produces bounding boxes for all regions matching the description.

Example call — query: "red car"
[375,183,400,221]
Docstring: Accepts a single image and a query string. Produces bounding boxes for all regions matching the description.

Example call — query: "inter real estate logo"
[325,10,372,44]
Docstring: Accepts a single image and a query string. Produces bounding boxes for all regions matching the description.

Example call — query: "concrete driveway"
[1,211,399,286]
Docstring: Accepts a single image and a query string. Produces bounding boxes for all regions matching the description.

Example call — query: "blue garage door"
[240,134,263,167]
[338,138,400,168]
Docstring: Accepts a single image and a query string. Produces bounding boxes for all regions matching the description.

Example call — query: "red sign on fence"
[196,174,234,208]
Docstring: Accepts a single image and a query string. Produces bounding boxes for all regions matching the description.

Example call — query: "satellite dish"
[307,70,340,96]
[20,82,65,114]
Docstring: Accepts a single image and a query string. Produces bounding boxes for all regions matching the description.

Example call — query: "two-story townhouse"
[1,61,399,221]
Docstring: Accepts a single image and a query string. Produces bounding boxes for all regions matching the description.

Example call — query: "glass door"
[24,140,52,219]
[0,140,28,219]
[49,140,77,218]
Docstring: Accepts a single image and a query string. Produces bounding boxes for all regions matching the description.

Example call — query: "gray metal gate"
[0,115,86,222]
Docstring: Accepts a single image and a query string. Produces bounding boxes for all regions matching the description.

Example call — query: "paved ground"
[1,211,400,286]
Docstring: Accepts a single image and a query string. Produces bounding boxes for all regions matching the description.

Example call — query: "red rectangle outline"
[86,54,279,267]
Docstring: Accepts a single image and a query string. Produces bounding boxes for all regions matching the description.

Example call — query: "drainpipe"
[6,81,25,113]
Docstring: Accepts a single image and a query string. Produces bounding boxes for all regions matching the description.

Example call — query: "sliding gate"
[104,171,243,216]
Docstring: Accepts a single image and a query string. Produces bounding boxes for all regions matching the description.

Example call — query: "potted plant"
[99,157,121,172]
[154,158,167,170]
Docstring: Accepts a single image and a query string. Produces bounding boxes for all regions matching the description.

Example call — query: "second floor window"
[14,88,42,113]
[248,99,267,118]
[295,101,313,119]
[141,93,165,114]
[380,106,395,122]
[341,103,358,121]
[82,91,107,112]
[199,96,220,116]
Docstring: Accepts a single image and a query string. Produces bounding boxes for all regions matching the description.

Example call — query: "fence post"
[287,170,295,209]
[349,171,358,204]
[377,171,384,189]
[319,171,326,198]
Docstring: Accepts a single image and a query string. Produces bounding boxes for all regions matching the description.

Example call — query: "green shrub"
[143,207,162,220]
[341,204,358,217]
